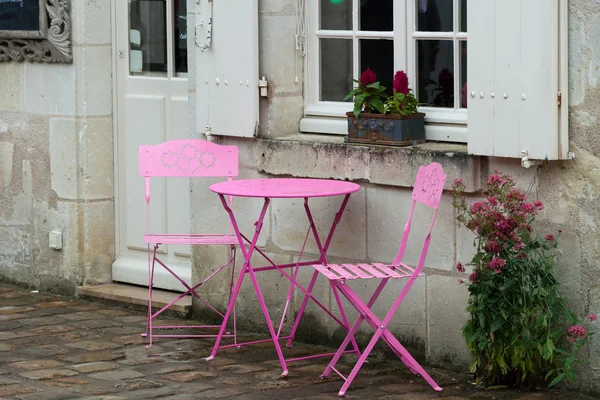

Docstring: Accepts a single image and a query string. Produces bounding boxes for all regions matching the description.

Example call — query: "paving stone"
[30,325,76,335]
[18,316,66,326]
[0,376,20,385]
[0,306,35,315]
[0,331,35,341]
[19,369,79,380]
[193,387,249,399]
[68,305,101,312]
[0,320,23,330]
[57,312,101,321]
[217,364,270,374]
[96,309,131,317]
[88,370,145,381]
[0,343,15,352]
[36,301,80,309]
[118,357,164,367]
[58,351,126,364]
[65,340,123,351]
[0,314,31,321]
[116,316,148,324]
[0,385,40,397]
[104,327,142,335]
[163,370,217,382]
[21,345,71,357]
[12,388,79,400]
[113,335,146,345]
[69,362,119,373]
[113,386,175,399]
[27,308,80,317]
[59,330,104,341]
[9,360,65,370]
[69,319,123,330]
[113,379,162,390]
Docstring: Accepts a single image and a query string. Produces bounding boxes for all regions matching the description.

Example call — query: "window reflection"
[417,40,454,108]
[174,0,187,74]
[129,0,168,75]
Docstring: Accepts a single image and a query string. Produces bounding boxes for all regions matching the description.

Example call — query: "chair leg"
[144,244,158,349]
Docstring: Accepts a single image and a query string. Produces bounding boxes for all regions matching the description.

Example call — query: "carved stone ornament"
[0,0,72,63]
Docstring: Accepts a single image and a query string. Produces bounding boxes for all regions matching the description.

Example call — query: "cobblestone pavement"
[0,284,596,400]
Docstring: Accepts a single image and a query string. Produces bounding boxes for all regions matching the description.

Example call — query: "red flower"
[484,241,501,254]
[360,68,377,86]
[488,257,506,274]
[455,262,465,273]
[393,70,409,95]
[534,200,544,210]
[567,325,587,342]
[468,271,479,283]
[545,234,555,241]
[588,314,598,322]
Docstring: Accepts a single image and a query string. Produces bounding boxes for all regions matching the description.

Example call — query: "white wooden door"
[113,0,192,291]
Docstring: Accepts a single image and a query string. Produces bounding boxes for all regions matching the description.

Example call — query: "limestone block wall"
[0,0,114,292]
[186,0,600,393]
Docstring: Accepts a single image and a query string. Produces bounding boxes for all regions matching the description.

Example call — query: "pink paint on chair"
[139,139,239,349]
[312,162,447,397]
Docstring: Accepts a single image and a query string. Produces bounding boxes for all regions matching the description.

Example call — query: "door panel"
[113,0,191,291]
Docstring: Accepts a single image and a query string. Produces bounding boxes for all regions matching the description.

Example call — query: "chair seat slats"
[342,264,372,279]
[357,263,388,279]
[312,264,344,280]
[372,263,404,278]
[311,263,416,281]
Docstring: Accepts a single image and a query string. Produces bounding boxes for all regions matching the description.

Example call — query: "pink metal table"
[205,178,361,376]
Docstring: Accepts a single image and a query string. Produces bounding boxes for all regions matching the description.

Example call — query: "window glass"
[416,40,454,108]
[321,39,353,101]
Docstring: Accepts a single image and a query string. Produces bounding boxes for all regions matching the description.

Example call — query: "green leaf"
[548,373,566,387]
[370,97,385,114]
[366,82,381,89]
[353,102,362,119]
[491,318,503,332]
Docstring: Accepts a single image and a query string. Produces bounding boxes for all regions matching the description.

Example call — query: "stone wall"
[0,0,114,292]
[188,0,600,394]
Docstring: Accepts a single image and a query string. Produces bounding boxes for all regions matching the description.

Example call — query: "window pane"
[360,0,393,31]
[460,41,467,108]
[417,40,454,108]
[320,39,353,101]
[321,0,352,30]
[460,0,467,32]
[129,0,168,76]
[416,0,453,32]
[174,0,188,75]
[360,39,394,96]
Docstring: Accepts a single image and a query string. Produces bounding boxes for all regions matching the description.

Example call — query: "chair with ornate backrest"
[310,162,447,396]
[139,139,239,348]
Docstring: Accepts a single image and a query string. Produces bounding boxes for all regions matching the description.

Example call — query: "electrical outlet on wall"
[49,231,63,250]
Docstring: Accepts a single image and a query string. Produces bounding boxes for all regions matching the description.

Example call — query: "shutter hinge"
[557,91,562,107]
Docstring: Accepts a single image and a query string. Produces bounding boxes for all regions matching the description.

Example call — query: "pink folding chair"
[139,139,239,348]
[310,162,446,396]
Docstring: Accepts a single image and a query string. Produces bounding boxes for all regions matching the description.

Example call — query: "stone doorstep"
[76,283,191,314]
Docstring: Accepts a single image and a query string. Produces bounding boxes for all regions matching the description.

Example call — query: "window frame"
[302,0,468,143]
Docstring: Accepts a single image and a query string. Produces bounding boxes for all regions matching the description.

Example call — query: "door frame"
[111,0,121,270]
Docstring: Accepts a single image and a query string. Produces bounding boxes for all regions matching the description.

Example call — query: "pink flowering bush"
[452,172,594,387]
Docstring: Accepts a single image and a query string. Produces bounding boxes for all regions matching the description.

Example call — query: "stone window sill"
[255,134,485,193]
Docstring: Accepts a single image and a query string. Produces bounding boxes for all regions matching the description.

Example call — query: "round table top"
[210,178,361,198]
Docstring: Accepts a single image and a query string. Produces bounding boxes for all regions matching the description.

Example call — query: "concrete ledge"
[255,135,484,193]
[77,283,191,314]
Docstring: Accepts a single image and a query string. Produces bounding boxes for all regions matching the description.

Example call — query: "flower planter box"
[345,112,426,146]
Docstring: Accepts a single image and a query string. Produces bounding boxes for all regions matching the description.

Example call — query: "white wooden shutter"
[468,0,569,160]
[195,0,259,137]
